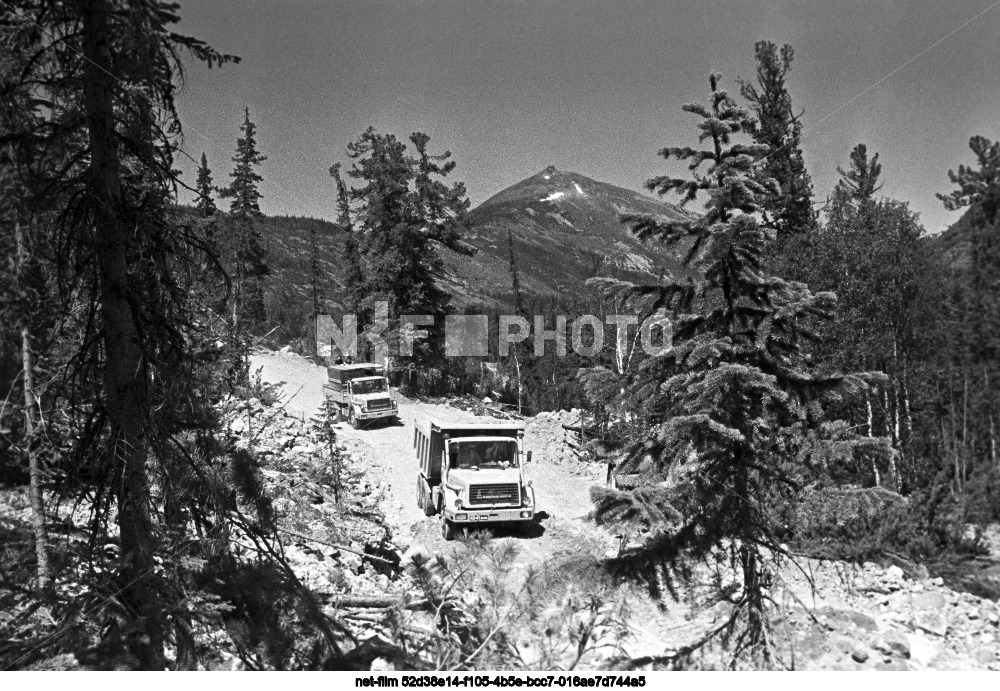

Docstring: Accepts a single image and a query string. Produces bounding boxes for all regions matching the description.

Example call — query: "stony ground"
[248,349,1000,671]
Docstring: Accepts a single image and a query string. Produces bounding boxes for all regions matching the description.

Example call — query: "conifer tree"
[330,162,365,318]
[591,73,891,667]
[221,107,269,331]
[411,131,472,250]
[740,41,815,238]
[195,152,217,216]
[836,143,883,205]
[335,127,469,384]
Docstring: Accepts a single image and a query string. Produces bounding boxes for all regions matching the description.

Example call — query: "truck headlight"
[454,498,462,509]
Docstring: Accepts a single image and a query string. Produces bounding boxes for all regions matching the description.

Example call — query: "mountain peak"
[478,167,682,217]
[444,167,697,307]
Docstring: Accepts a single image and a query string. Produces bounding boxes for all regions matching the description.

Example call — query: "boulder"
[912,591,948,611]
[911,611,948,637]
[883,629,911,658]
[851,647,869,663]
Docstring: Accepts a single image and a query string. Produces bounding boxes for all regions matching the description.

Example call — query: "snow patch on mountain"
[547,212,577,230]
[541,191,565,202]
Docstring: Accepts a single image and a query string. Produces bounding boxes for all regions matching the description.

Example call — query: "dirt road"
[249,350,611,550]
[249,351,668,660]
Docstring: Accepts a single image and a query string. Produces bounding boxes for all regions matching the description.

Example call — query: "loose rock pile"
[524,408,599,474]
[778,558,1000,670]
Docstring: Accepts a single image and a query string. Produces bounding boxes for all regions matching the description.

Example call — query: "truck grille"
[469,483,520,506]
[366,398,392,410]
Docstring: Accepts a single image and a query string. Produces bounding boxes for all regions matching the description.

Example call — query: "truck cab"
[325,363,398,428]
[414,419,535,540]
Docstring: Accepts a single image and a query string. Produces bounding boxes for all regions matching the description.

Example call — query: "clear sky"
[173,0,1000,234]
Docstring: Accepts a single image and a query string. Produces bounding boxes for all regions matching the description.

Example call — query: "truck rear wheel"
[420,482,436,517]
[417,479,434,515]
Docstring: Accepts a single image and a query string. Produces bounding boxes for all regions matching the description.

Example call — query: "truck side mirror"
[525,451,532,463]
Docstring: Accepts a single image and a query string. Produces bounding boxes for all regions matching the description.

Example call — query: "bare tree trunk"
[962,373,969,494]
[15,221,50,595]
[865,390,873,437]
[888,380,899,490]
[80,0,164,669]
[986,367,997,469]
[901,366,913,448]
[513,350,522,415]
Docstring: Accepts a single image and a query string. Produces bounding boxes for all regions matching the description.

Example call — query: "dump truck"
[324,363,398,429]
[413,418,535,540]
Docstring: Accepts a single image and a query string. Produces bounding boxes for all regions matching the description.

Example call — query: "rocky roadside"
[772,546,1000,670]
[221,395,430,668]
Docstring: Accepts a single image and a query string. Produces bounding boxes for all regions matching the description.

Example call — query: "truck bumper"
[444,507,535,524]
[357,408,397,420]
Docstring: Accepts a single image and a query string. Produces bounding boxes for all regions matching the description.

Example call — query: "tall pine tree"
[334,127,469,387]
[330,162,365,319]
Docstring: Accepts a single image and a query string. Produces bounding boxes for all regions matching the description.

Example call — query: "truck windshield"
[353,379,386,394]
[449,440,518,470]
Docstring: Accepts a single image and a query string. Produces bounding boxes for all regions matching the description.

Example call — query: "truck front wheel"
[441,518,455,541]
[349,409,360,430]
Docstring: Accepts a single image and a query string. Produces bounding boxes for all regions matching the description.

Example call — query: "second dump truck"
[414,418,536,540]
[325,363,398,429]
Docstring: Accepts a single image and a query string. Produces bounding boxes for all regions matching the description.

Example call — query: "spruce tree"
[740,41,815,238]
[195,151,217,216]
[221,107,269,331]
[591,73,891,667]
